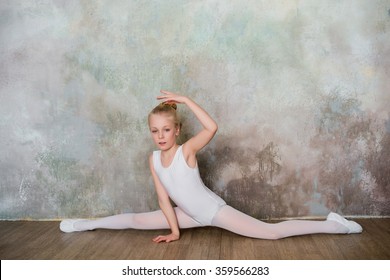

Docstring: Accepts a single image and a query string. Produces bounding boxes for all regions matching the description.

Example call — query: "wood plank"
[184,227,221,259]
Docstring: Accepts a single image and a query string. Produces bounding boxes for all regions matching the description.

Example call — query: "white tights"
[211,206,348,239]
[74,208,201,231]
[74,205,348,239]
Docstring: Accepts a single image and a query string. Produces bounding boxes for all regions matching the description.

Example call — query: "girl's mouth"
[159,142,166,146]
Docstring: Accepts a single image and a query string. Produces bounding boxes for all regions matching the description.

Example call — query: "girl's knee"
[127,213,149,229]
[266,232,284,240]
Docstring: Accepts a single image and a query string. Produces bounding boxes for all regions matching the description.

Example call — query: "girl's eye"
[165,129,171,132]
[151,130,157,134]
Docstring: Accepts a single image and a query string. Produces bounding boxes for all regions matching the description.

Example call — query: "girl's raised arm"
[157,90,218,167]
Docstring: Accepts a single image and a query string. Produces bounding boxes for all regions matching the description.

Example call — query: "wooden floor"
[0,219,389,260]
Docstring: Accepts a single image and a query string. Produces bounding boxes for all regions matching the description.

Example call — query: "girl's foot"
[327,212,363,234]
[60,219,87,233]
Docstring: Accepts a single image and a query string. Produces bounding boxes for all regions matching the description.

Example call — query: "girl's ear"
[175,123,182,136]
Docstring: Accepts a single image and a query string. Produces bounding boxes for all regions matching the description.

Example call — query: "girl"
[60,90,362,243]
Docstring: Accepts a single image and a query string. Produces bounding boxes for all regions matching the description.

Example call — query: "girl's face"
[149,113,180,151]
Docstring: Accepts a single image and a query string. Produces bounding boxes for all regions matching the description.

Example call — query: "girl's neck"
[160,144,180,168]
[161,143,179,155]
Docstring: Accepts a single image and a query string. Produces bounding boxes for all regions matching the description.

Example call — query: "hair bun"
[163,101,177,110]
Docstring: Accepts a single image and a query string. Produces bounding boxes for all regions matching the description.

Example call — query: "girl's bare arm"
[149,154,180,243]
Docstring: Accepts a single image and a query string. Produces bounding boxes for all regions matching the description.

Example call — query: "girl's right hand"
[157,90,189,105]
[152,232,180,243]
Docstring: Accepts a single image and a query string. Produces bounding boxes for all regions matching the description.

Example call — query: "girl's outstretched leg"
[211,206,361,240]
[60,207,201,232]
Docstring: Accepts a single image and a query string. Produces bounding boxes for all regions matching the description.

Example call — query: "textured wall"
[1,0,389,220]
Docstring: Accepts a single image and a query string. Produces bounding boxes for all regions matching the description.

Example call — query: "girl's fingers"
[152,234,176,243]
[158,90,178,99]
[153,235,167,243]
[157,90,184,104]
[156,96,179,104]
[153,235,162,241]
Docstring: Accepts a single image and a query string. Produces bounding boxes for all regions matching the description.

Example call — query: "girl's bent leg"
[61,207,201,232]
[211,206,352,240]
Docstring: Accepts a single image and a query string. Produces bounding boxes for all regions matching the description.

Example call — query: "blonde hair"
[148,102,181,129]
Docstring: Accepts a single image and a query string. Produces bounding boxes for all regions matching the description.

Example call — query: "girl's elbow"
[211,123,218,134]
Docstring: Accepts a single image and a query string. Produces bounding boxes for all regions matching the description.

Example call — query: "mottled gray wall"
[1,0,389,220]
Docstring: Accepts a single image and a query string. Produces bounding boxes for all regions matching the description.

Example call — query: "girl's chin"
[156,142,176,150]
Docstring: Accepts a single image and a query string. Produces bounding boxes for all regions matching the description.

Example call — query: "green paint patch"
[36,149,79,182]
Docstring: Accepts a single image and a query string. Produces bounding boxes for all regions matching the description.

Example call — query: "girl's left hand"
[152,233,180,243]
[157,90,188,105]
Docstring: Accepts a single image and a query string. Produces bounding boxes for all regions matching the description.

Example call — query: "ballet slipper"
[327,212,363,234]
[59,219,87,233]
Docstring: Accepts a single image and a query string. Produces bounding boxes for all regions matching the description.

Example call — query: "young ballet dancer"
[60,90,362,243]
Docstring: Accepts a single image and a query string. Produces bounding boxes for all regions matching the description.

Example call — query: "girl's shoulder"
[149,152,159,168]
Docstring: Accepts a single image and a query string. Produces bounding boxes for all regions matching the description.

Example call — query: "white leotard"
[153,145,226,226]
